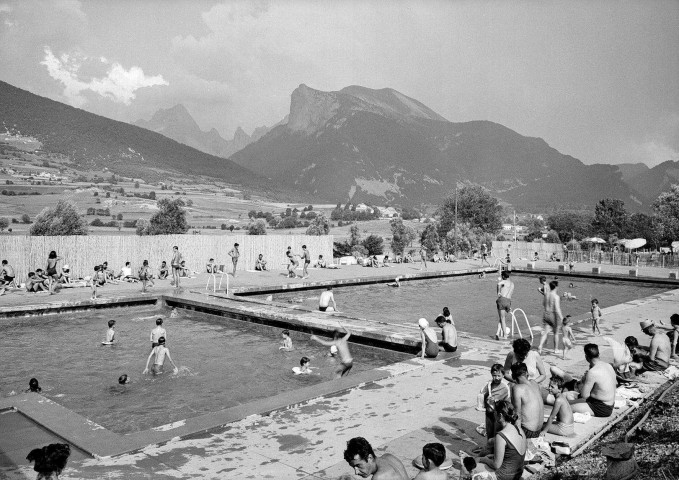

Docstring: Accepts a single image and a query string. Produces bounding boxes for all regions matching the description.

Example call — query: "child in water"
[27,378,41,393]
[279,330,293,351]
[103,320,116,344]
[591,299,602,335]
[143,337,178,375]
[295,356,313,375]
[561,315,576,359]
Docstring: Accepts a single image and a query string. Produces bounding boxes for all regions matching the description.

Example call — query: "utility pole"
[453,183,458,256]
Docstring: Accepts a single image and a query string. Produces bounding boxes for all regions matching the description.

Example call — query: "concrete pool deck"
[1,259,678,479]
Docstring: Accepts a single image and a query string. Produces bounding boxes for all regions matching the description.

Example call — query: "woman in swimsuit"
[46,250,62,294]
[477,400,527,480]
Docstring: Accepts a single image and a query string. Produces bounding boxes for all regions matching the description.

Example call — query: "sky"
[0,0,677,167]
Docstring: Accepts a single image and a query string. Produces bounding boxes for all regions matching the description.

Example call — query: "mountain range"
[0,80,264,187]
[133,104,281,159]
[2,79,676,211]
[229,84,677,211]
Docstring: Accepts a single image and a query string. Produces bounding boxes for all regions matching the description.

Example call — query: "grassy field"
[0,139,426,246]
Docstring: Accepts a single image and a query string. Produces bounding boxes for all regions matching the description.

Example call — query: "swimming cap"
[418,318,429,329]
[63,264,69,270]
[330,345,338,354]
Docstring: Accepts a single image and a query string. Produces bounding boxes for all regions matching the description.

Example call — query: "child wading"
[143,337,178,375]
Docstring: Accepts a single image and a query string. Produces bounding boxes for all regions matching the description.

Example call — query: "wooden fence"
[0,235,334,282]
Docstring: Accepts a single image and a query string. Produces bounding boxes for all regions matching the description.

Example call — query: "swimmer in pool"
[279,330,293,351]
[386,276,401,287]
[143,337,178,375]
[294,356,313,375]
[150,318,167,349]
[118,374,131,385]
[26,378,41,393]
[311,325,353,377]
[103,320,116,344]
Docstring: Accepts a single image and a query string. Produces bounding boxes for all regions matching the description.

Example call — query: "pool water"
[263,274,673,337]
[0,306,409,434]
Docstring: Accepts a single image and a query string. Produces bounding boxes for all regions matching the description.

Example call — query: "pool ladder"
[509,308,534,344]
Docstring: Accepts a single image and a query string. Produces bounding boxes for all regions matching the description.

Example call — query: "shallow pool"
[0,306,409,434]
[263,274,673,338]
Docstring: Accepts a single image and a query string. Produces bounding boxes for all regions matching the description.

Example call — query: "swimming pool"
[0,306,409,434]
[261,274,674,338]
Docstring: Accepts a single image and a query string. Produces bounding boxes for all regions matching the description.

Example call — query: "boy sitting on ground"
[206,258,216,273]
[26,271,47,292]
[255,254,268,271]
[413,443,448,480]
[117,262,138,282]
[58,265,72,284]
[542,376,575,437]
[315,255,327,268]
[158,261,169,280]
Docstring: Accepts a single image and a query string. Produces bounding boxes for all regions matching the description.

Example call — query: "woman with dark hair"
[477,400,527,480]
[45,251,62,294]
[503,338,546,384]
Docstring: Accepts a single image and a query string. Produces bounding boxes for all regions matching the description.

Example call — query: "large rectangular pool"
[0,306,409,434]
[261,274,674,338]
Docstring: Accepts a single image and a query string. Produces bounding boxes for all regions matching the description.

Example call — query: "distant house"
[355,203,373,213]
[376,206,399,218]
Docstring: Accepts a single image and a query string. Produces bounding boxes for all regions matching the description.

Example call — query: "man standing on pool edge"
[228,243,240,278]
[171,245,183,291]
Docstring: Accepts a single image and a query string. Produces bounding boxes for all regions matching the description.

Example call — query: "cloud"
[40,47,168,106]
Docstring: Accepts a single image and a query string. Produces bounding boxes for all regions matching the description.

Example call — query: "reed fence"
[0,235,334,282]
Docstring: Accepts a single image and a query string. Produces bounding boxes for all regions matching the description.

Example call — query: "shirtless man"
[0,260,15,287]
[419,246,427,270]
[143,336,178,375]
[227,243,240,278]
[311,325,353,377]
[570,343,616,418]
[150,318,167,349]
[511,362,544,439]
[285,246,298,278]
[171,246,183,289]
[343,437,408,480]
[538,280,563,355]
[495,271,514,340]
[318,287,337,312]
[300,245,311,278]
[634,320,671,374]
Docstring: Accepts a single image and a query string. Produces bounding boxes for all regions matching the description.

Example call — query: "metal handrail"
[509,308,534,344]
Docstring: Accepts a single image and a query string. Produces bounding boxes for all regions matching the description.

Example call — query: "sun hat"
[418,318,429,329]
[640,319,654,330]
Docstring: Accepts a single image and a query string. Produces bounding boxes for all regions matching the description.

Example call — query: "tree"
[592,199,629,238]
[138,198,189,235]
[361,234,384,255]
[306,214,330,235]
[437,185,502,243]
[653,184,679,245]
[546,211,593,242]
[349,224,361,246]
[419,224,440,253]
[229,225,235,232]
[116,213,123,221]
[247,219,267,235]
[545,230,561,243]
[627,213,661,249]
[390,218,416,255]
[30,200,88,236]
[134,181,140,188]
[0,217,8,232]
[522,218,545,242]
[21,214,31,224]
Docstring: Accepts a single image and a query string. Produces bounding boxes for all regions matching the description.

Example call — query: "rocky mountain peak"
[287,84,340,134]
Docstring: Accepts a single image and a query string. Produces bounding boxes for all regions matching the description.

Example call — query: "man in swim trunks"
[300,245,311,278]
[311,326,353,377]
[538,280,563,355]
[143,336,178,375]
[228,243,240,278]
[495,271,514,340]
[480,243,490,267]
[633,319,671,374]
[171,246,183,289]
[511,362,544,439]
[570,343,616,418]
[0,260,15,287]
[343,436,409,480]
[319,287,337,312]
